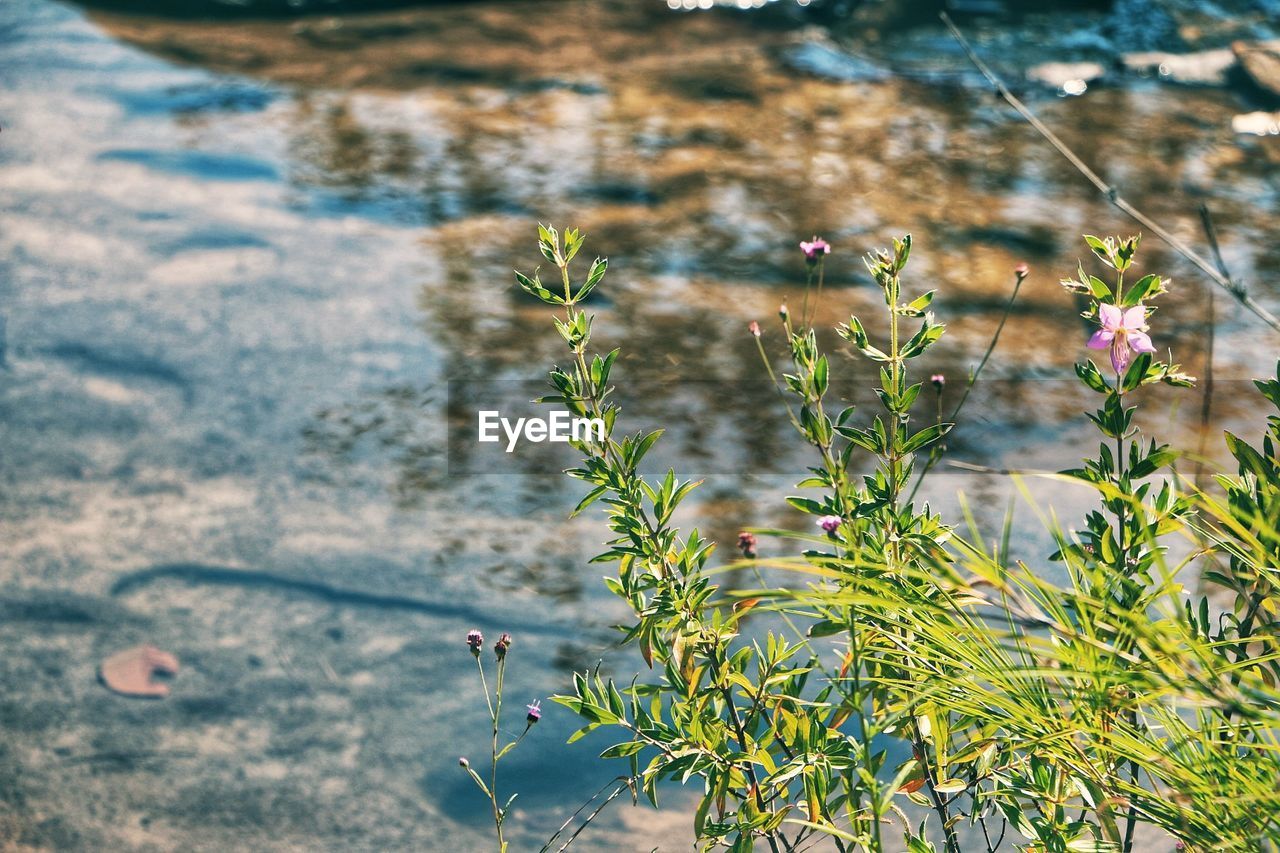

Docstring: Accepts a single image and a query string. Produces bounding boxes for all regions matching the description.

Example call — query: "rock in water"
[1122,50,1237,86]
[1233,41,1280,100]
[1232,111,1280,136]
[99,645,179,698]
[1027,62,1106,95]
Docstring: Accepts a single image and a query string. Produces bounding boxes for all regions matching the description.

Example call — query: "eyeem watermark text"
[477,410,605,452]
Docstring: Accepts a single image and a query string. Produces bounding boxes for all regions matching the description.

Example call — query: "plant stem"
[492,655,507,853]
[907,269,1024,504]
[910,720,961,853]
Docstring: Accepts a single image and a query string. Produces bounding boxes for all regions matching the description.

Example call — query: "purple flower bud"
[737,531,757,559]
[748,321,761,338]
[817,515,841,534]
[494,632,512,659]
[467,630,484,656]
[930,374,945,390]
[526,700,542,724]
[799,237,831,263]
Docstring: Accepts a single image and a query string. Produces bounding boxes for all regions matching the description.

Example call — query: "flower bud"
[737,531,757,559]
[930,374,945,390]
[748,321,761,338]
[1014,262,1029,279]
[526,700,542,724]
[466,629,484,656]
[459,757,470,768]
[799,237,831,263]
[494,633,512,659]
[817,515,841,534]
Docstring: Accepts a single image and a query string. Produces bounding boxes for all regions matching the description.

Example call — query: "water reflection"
[3,0,1278,848]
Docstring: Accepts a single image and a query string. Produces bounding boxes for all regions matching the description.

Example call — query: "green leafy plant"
[506,225,1280,852]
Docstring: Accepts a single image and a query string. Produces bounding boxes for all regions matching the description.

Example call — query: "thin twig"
[555,781,632,853]
[1195,203,1224,489]
[940,12,1280,334]
[907,267,1025,503]
[539,775,634,853]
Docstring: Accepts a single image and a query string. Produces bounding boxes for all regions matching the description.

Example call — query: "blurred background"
[0,0,1277,848]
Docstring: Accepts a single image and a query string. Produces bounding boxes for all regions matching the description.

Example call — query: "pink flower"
[1014,262,1029,278]
[817,515,841,534]
[466,630,484,656]
[748,321,761,337]
[526,700,542,724]
[799,237,831,262]
[930,374,945,389]
[737,531,757,558]
[1087,303,1156,374]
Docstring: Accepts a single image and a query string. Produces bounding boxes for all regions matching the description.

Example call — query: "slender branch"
[909,720,961,852]
[908,266,1025,503]
[717,671,782,853]
[1194,203,1223,490]
[555,783,631,853]
[491,656,507,852]
[539,775,635,853]
[940,11,1280,333]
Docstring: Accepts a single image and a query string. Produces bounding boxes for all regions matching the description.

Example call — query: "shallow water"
[1,0,1278,848]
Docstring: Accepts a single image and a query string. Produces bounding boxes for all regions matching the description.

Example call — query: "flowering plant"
[490,226,1280,851]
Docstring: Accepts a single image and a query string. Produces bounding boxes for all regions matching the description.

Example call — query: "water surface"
[1,0,1277,848]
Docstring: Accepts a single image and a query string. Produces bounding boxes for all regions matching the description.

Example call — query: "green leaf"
[576,257,608,301]
[571,485,609,517]
[1122,273,1160,306]
[900,318,945,359]
[1083,234,1114,268]
[631,429,663,467]
[600,741,645,759]
[515,270,561,304]
[786,496,827,516]
[808,619,845,638]
[899,289,935,317]
[901,423,953,455]
[1120,352,1153,392]
[813,355,829,396]
[1075,360,1111,394]
[1079,262,1111,299]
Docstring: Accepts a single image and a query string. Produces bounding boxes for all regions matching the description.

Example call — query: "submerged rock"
[99,645,179,698]
[1121,49,1237,86]
[1232,111,1280,136]
[1026,61,1106,95]
[1233,40,1280,100]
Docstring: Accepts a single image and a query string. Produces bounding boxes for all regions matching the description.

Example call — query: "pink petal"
[1098,303,1122,330]
[1121,305,1147,330]
[1111,339,1131,374]
[1087,329,1114,349]
[1128,331,1156,354]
